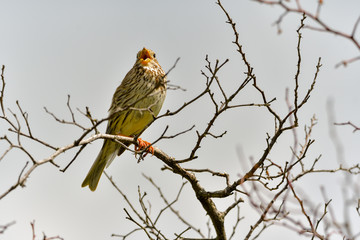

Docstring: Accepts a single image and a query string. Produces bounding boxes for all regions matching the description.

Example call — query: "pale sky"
[0,0,359,239]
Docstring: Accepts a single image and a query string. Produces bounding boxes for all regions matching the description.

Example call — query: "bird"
[82,47,167,191]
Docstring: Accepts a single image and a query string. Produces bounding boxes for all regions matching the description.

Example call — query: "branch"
[334,121,360,133]
[0,134,135,200]
[254,0,360,67]
[143,174,206,238]
[30,220,63,240]
[0,221,15,235]
[0,65,5,116]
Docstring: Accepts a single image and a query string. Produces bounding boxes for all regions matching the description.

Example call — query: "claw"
[135,138,154,156]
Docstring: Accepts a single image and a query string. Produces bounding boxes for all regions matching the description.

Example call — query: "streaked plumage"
[82,48,167,191]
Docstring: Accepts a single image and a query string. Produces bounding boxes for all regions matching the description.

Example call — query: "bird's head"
[136,47,158,67]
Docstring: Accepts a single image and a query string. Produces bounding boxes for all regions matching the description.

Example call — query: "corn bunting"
[82,47,167,191]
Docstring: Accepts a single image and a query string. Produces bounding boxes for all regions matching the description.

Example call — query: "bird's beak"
[139,48,152,65]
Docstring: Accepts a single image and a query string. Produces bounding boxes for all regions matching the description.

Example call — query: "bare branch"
[143,174,206,238]
[334,121,360,133]
[0,65,5,116]
[0,221,15,235]
[254,0,360,66]
[30,220,63,240]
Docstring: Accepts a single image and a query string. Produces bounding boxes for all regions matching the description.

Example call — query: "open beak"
[139,48,152,65]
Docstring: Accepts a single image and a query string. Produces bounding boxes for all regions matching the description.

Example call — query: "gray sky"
[1,0,359,239]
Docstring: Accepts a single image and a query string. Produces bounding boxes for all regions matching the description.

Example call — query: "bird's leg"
[135,138,155,157]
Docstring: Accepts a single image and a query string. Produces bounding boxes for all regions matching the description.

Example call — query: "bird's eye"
[153,53,156,58]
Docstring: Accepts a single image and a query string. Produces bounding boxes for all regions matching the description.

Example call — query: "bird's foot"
[135,138,154,157]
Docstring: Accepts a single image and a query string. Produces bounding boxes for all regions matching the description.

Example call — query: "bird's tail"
[81,139,119,191]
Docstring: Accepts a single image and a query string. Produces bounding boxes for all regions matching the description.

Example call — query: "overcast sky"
[0,1,359,239]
